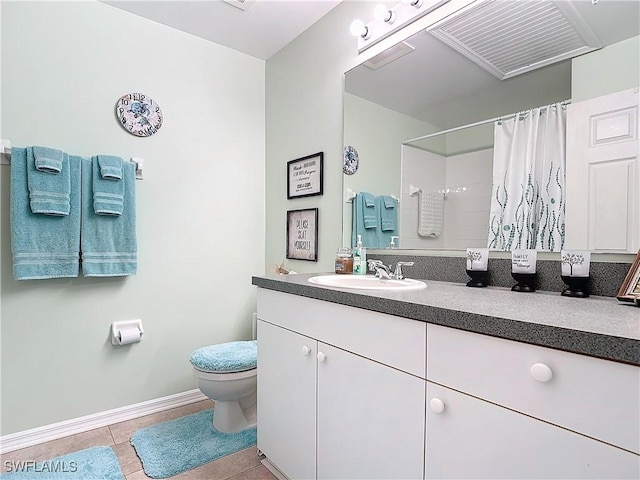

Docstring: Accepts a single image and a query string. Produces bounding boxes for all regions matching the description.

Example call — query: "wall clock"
[116,93,163,137]
[343,145,359,175]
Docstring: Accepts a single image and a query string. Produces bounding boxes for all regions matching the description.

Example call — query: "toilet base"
[213,395,257,434]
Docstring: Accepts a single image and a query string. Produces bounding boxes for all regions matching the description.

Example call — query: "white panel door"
[257,320,317,480]
[317,343,425,480]
[566,87,639,252]
[425,382,640,479]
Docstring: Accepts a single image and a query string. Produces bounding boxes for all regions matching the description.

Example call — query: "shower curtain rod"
[403,100,572,146]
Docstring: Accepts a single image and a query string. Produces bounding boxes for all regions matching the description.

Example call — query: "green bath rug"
[130,409,257,478]
[1,445,124,479]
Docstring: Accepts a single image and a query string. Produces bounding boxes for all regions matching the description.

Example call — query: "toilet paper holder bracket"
[111,319,144,345]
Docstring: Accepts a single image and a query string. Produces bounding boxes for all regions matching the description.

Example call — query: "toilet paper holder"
[111,319,144,345]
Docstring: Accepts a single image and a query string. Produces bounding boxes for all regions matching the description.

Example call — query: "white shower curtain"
[488,103,567,251]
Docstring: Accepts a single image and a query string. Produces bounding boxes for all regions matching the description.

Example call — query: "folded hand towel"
[351,192,379,248]
[11,148,80,280]
[417,191,444,238]
[81,158,137,277]
[379,195,397,231]
[33,145,64,173]
[97,155,123,180]
[376,195,398,247]
[27,147,70,216]
[92,156,124,216]
[361,193,377,229]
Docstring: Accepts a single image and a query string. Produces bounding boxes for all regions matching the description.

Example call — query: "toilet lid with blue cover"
[190,340,257,373]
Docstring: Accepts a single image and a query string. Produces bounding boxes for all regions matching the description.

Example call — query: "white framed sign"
[286,208,318,261]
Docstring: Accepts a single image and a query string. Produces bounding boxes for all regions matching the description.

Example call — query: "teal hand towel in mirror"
[10,148,81,280]
[92,156,124,215]
[380,195,397,232]
[81,158,137,277]
[97,154,123,180]
[27,147,70,216]
[376,195,398,247]
[352,192,379,248]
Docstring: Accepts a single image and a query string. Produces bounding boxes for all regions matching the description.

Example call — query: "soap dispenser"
[353,235,367,275]
[389,236,399,249]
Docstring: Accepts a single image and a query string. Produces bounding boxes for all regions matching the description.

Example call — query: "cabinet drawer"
[426,382,640,479]
[257,289,426,378]
[427,324,640,453]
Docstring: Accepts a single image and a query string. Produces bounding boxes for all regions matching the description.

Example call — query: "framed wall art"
[616,250,640,303]
[287,152,323,199]
[286,208,318,261]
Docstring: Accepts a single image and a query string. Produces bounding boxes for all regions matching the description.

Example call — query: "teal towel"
[352,192,379,248]
[377,195,398,247]
[81,158,137,277]
[380,195,397,231]
[10,148,80,280]
[27,147,70,216]
[93,156,124,216]
[33,145,64,173]
[98,154,123,180]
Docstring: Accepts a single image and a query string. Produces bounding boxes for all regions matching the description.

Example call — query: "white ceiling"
[346,0,640,129]
[102,0,342,60]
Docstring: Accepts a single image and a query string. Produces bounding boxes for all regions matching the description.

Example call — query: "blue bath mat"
[130,409,256,478]
[1,445,124,479]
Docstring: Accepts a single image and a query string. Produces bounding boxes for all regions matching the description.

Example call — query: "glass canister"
[335,247,353,274]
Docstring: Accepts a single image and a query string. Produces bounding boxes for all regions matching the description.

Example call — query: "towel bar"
[345,191,399,203]
[0,140,144,180]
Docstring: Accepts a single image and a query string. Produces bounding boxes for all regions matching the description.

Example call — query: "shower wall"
[400,145,493,249]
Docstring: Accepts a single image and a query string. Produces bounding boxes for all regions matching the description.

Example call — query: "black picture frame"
[287,152,323,199]
[286,208,318,262]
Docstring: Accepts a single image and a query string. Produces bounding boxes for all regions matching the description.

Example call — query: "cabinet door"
[317,343,425,480]
[257,320,317,480]
[426,382,640,479]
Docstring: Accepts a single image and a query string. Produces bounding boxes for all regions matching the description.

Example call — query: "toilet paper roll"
[118,327,141,345]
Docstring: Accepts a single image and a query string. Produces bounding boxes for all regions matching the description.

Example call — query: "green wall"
[0,1,265,435]
[572,35,640,102]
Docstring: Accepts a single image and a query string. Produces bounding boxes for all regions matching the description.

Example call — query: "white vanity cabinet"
[256,289,426,480]
[425,324,640,479]
[257,320,317,479]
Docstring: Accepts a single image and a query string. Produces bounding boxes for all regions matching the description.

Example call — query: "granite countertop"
[252,273,640,366]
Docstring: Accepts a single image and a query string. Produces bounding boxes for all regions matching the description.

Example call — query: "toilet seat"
[193,367,256,380]
[190,340,257,373]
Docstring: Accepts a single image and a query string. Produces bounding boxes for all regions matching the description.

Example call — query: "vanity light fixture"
[351,0,448,53]
[349,19,371,39]
[374,5,396,24]
[402,0,425,7]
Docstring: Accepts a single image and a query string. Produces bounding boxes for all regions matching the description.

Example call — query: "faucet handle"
[393,261,415,280]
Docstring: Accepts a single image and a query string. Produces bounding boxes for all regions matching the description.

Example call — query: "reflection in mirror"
[343,0,640,252]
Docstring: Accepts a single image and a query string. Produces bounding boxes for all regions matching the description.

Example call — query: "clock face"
[343,145,359,175]
[116,93,163,137]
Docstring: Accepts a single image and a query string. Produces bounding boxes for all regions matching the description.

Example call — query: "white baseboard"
[0,389,207,454]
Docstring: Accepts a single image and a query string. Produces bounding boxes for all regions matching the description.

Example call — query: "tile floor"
[1,400,277,479]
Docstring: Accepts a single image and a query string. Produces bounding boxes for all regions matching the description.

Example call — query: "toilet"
[190,340,257,434]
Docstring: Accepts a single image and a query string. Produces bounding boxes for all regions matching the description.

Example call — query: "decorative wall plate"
[116,93,163,137]
[343,145,359,175]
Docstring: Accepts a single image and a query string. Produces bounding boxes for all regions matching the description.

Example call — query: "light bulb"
[349,19,370,39]
[373,5,393,22]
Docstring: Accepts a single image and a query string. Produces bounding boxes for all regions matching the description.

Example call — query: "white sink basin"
[308,275,427,291]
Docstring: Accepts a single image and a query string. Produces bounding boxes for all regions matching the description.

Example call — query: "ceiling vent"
[428,0,601,80]
[364,42,416,70]
[221,0,258,12]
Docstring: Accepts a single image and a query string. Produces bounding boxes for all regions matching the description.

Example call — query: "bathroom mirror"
[342,0,640,252]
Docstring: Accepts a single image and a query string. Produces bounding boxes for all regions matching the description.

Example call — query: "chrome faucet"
[367,259,415,280]
[367,259,392,279]
[393,261,414,280]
